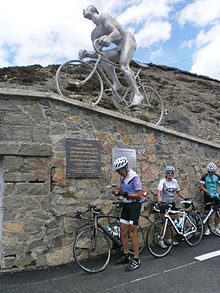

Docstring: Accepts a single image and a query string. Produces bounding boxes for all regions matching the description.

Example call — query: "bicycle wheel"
[138,83,164,125]
[208,210,220,236]
[55,60,103,106]
[128,225,145,254]
[146,219,173,258]
[73,228,111,273]
[184,212,203,246]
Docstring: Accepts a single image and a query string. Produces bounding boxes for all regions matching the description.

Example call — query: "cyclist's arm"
[176,190,185,199]
[200,182,210,195]
[127,189,142,200]
[156,189,162,203]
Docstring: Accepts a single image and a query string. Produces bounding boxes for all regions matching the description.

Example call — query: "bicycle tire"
[128,225,145,255]
[73,228,111,273]
[55,60,104,106]
[208,210,220,236]
[138,83,164,125]
[184,212,204,246]
[146,219,173,258]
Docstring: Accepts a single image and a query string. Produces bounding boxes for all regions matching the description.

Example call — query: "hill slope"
[0,63,219,143]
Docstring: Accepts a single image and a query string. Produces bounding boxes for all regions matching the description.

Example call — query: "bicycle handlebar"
[76,204,101,219]
[93,39,104,55]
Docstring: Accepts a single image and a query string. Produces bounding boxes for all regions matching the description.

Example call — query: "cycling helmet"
[206,162,217,172]
[113,157,128,170]
[164,166,175,174]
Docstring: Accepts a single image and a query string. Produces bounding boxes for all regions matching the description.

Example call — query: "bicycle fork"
[160,219,169,240]
[202,209,213,225]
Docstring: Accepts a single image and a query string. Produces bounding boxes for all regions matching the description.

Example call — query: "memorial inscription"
[66,139,101,178]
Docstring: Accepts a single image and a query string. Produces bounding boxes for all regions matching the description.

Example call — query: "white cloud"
[180,39,194,49]
[136,21,171,47]
[177,0,220,80]
[150,47,163,61]
[178,0,220,26]
[191,24,220,80]
[0,0,178,67]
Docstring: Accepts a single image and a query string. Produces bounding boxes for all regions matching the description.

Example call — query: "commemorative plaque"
[66,139,101,178]
[112,148,136,170]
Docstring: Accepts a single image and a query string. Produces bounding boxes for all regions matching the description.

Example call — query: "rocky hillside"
[0,63,219,143]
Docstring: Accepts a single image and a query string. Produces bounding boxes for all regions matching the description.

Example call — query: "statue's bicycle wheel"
[55,60,103,106]
[135,82,164,125]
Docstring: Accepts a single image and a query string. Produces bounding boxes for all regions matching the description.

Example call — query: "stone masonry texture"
[0,69,220,271]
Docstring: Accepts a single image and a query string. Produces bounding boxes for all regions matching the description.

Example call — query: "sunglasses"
[166,172,174,175]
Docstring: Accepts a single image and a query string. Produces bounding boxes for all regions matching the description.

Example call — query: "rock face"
[0,63,219,143]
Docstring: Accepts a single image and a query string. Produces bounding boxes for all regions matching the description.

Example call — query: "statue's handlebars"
[93,39,104,55]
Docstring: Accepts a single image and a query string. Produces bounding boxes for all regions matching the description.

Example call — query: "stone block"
[19,143,52,156]
[12,126,32,141]
[0,126,12,140]
[47,246,72,266]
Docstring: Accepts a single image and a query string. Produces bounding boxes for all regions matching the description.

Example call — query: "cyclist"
[156,165,185,248]
[112,156,144,271]
[200,162,220,235]
[80,5,144,108]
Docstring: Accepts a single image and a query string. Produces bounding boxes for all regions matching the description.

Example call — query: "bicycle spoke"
[55,60,103,106]
[146,219,173,258]
[184,212,203,246]
[73,228,111,273]
[208,210,220,236]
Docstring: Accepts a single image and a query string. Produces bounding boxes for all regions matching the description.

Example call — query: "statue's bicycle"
[55,40,164,125]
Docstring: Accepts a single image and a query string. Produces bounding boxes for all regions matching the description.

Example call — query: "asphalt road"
[0,235,219,293]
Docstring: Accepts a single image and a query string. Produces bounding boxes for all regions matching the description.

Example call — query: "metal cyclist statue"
[79,5,145,108]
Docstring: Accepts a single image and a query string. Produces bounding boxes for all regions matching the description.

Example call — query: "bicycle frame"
[79,54,143,107]
[161,208,198,240]
[94,214,122,247]
[202,202,220,224]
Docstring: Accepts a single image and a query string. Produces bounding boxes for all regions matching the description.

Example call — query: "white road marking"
[194,250,220,261]
[103,250,220,292]
[102,261,197,292]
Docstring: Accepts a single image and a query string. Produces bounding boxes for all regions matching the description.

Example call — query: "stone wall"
[0,88,220,271]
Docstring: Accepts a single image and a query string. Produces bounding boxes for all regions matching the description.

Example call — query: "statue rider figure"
[79,5,144,108]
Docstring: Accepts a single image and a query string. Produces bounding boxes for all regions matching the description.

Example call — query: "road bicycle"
[146,199,204,258]
[73,202,145,273]
[55,40,164,125]
[201,201,220,236]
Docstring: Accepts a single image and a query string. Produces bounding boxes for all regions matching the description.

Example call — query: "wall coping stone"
[1,87,220,150]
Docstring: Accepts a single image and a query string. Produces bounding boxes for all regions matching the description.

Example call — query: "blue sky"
[0,0,220,80]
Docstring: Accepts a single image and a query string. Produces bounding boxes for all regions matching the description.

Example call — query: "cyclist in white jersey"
[156,166,185,248]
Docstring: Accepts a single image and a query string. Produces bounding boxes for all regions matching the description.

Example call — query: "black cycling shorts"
[120,202,141,226]
[204,194,220,210]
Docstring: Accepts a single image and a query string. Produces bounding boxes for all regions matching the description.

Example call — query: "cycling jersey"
[120,169,144,203]
[200,173,220,198]
[157,178,180,203]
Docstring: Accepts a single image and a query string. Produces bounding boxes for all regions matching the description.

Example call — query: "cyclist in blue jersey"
[200,162,220,235]
[112,156,144,271]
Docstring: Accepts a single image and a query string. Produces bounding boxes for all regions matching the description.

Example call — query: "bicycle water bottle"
[112,225,120,237]
[104,225,112,233]
[179,217,183,229]
[174,219,179,228]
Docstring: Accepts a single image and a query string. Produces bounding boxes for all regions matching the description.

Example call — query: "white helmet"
[207,162,217,172]
[113,157,128,170]
[164,166,175,174]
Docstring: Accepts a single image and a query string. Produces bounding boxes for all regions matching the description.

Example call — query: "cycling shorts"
[120,202,141,226]
[204,194,220,210]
